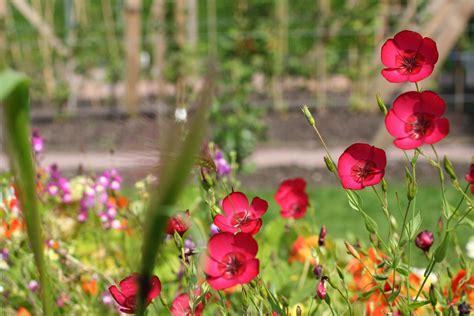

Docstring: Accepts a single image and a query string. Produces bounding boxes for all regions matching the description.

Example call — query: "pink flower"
[466,162,474,196]
[385,91,449,150]
[170,289,205,316]
[274,178,309,219]
[337,143,387,190]
[205,232,259,290]
[108,273,161,314]
[213,192,268,235]
[381,30,438,82]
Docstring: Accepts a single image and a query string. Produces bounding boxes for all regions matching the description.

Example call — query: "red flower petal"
[119,273,140,298]
[233,233,259,258]
[108,285,126,306]
[237,258,259,284]
[146,275,162,302]
[381,68,408,83]
[222,192,249,216]
[207,232,235,260]
[420,91,445,117]
[207,275,238,290]
[424,118,449,144]
[381,39,399,68]
[393,30,423,51]
[418,38,438,64]
[391,91,421,121]
[406,64,434,82]
[393,137,424,150]
[385,110,408,138]
[213,214,239,234]
[238,218,262,235]
[249,197,268,218]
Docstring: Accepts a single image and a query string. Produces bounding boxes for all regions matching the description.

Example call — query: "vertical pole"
[187,0,198,50]
[152,0,166,99]
[124,0,142,116]
[0,0,6,69]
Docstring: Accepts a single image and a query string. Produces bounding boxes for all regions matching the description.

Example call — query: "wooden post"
[314,0,329,112]
[187,0,198,50]
[0,0,6,69]
[272,0,288,111]
[124,0,142,116]
[151,0,167,98]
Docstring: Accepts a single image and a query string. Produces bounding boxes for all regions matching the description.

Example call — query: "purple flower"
[317,277,327,299]
[210,223,220,236]
[214,150,231,177]
[28,280,39,292]
[415,230,434,252]
[0,248,9,261]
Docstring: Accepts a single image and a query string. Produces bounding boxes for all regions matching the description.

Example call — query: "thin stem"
[397,200,412,248]
[415,82,420,92]
[446,184,469,226]
[310,124,335,166]
[414,258,435,301]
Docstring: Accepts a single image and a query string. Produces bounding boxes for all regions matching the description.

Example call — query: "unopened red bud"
[415,230,434,252]
[316,278,327,300]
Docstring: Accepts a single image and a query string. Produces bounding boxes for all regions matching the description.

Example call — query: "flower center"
[405,113,434,140]
[231,211,250,227]
[350,160,377,183]
[124,296,137,309]
[219,252,246,279]
[289,202,302,216]
[396,51,424,75]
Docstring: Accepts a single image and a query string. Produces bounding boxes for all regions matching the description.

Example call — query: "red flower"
[466,162,474,195]
[385,91,449,150]
[381,30,438,82]
[108,273,161,314]
[274,178,309,219]
[337,143,387,190]
[166,211,190,236]
[450,269,474,306]
[213,192,268,235]
[205,232,259,290]
[170,289,206,316]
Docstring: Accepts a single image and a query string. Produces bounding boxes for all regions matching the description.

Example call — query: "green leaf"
[0,69,54,315]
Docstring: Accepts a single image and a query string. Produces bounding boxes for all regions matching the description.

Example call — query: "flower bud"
[324,156,336,173]
[443,156,457,181]
[318,226,327,247]
[313,264,323,279]
[458,302,471,316]
[429,284,437,307]
[415,230,434,252]
[376,95,388,116]
[344,241,360,260]
[316,277,327,300]
[381,178,388,192]
[301,105,315,127]
[200,167,214,190]
[296,306,302,316]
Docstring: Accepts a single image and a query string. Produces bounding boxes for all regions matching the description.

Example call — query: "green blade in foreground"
[0,69,54,315]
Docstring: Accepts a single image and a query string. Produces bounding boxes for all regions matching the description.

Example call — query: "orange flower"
[450,269,474,306]
[288,236,319,265]
[347,248,384,293]
[17,307,31,316]
[81,278,98,296]
[1,218,22,239]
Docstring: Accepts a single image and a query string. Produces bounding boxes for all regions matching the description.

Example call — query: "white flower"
[466,237,474,259]
[175,108,188,122]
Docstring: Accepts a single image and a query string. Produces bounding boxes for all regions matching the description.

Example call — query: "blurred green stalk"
[0,70,53,315]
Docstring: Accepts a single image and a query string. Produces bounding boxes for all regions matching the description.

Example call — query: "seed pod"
[443,156,457,181]
[344,241,360,260]
[301,105,315,127]
[324,156,337,173]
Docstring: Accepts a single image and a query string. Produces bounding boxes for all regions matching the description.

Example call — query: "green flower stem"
[0,70,53,315]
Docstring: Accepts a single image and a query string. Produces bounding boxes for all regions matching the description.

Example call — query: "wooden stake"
[124,0,142,116]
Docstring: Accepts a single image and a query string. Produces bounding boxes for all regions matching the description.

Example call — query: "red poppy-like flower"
[466,162,474,195]
[205,232,259,290]
[385,91,449,150]
[166,211,190,236]
[381,30,438,83]
[337,143,387,190]
[213,192,268,235]
[274,178,309,219]
[170,289,206,316]
[108,273,161,314]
